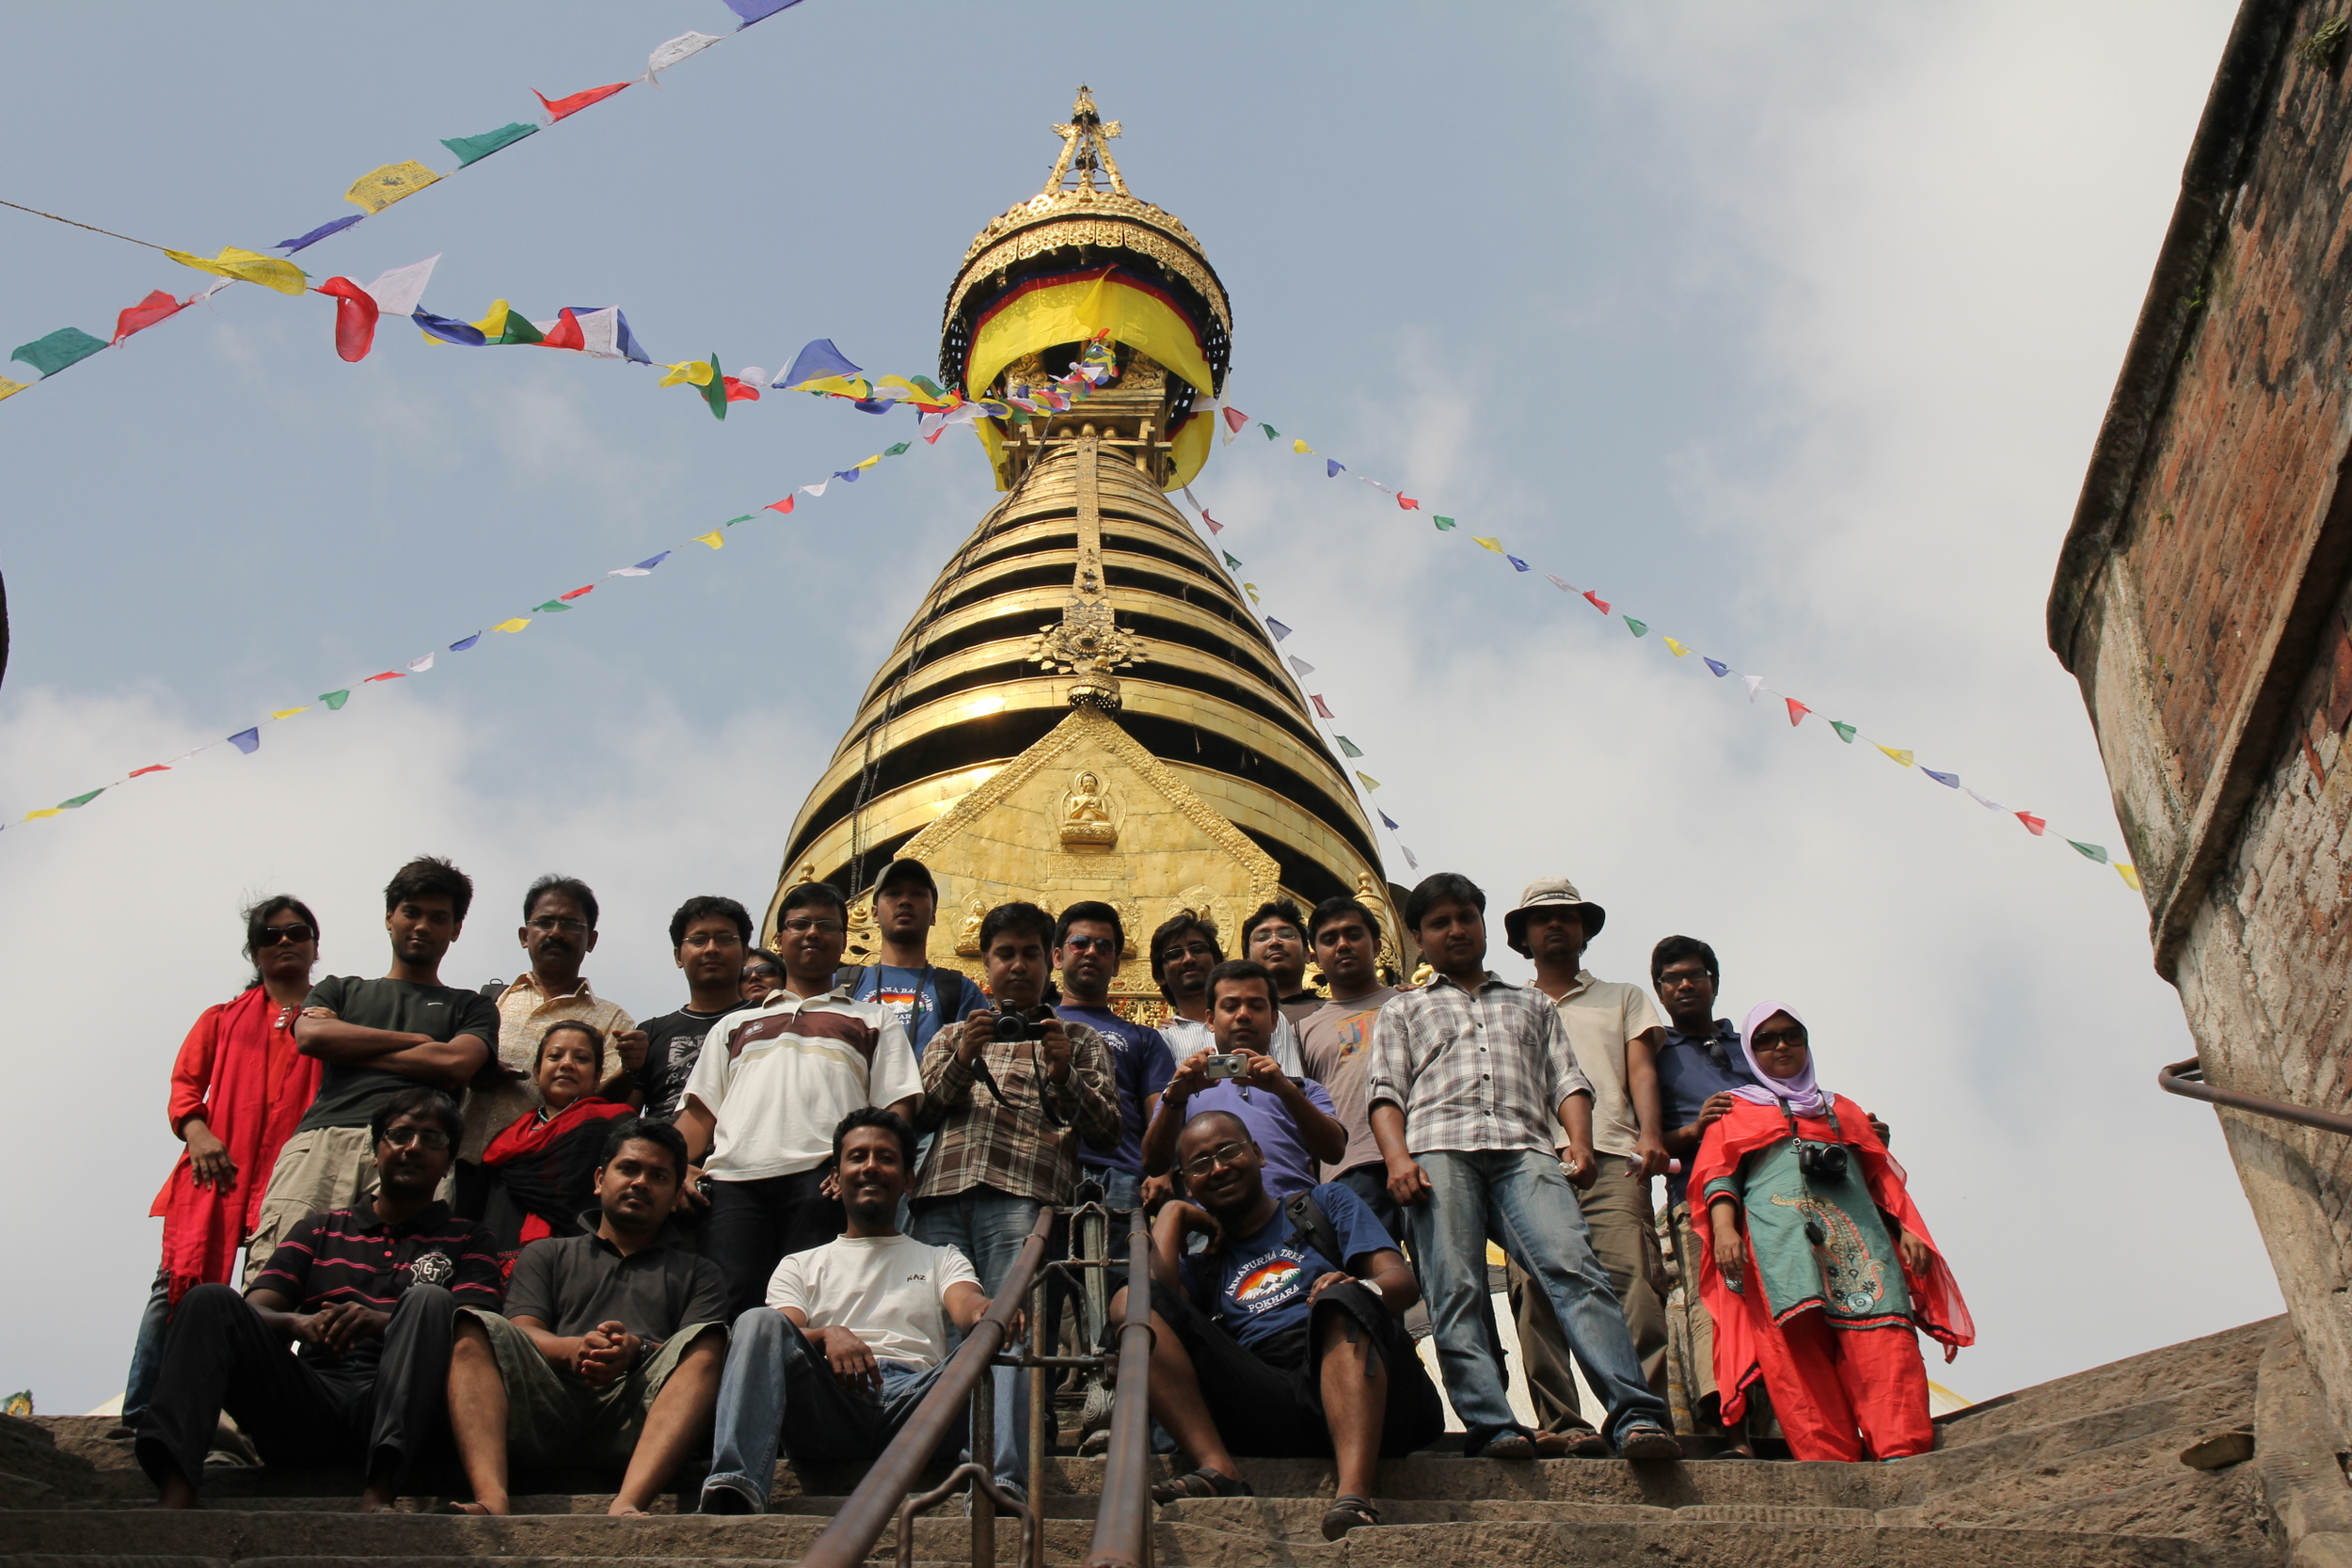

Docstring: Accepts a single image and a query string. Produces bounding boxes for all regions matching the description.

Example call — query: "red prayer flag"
[1397,495,1420,510]
[534,81,629,121]
[766,496,796,515]
[1786,698,1809,727]
[1582,590,1612,614]
[1221,405,1248,434]
[127,765,170,778]
[1309,694,1335,718]
[112,289,185,345]
[559,584,595,601]
[362,671,405,683]
[315,277,381,362]
[2016,811,2047,836]
[722,375,761,403]
[1203,512,1223,535]
[540,308,585,352]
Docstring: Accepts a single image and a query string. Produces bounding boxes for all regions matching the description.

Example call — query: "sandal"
[1467,1431,1535,1460]
[1321,1495,1380,1541]
[1534,1427,1612,1459]
[1151,1466,1255,1507]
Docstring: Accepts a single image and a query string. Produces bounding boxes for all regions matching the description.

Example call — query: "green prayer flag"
[884,441,911,455]
[1625,616,1649,637]
[1433,515,1455,531]
[12,326,107,377]
[909,375,947,399]
[2067,839,2108,863]
[1337,736,1364,757]
[58,788,103,808]
[1222,551,1242,568]
[439,121,538,167]
[723,514,753,527]
[1261,423,1279,439]
[701,354,727,420]
[533,600,573,612]
[496,313,544,346]
[1829,721,1855,744]
[320,689,351,710]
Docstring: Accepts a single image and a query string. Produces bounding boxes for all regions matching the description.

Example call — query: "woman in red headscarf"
[1692,1001,1971,1462]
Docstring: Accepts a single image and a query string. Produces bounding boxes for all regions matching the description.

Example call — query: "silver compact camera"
[1201,1053,1246,1080]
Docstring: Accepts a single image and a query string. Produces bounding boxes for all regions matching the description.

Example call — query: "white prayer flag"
[644,31,724,84]
[406,653,435,673]
[363,255,440,318]
[1287,656,1316,676]
[1742,675,1766,701]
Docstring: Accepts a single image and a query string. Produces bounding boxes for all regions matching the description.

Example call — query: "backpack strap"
[1284,1191,1350,1279]
[834,963,869,996]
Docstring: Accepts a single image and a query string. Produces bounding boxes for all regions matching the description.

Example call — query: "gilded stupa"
[767,89,1403,1017]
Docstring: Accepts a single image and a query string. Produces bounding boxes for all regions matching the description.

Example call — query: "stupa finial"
[1044,85,1127,198]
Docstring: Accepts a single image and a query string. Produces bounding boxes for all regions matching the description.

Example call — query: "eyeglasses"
[1181,1139,1252,1179]
[528,916,589,934]
[681,929,744,949]
[1658,970,1713,989]
[1061,935,1119,954]
[781,918,845,937]
[379,1126,451,1151]
[254,923,314,947]
[1158,942,1216,962]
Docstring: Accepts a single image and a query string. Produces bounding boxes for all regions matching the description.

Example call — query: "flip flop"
[1468,1432,1536,1460]
[1151,1467,1255,1506]
[1321,1495,1380,1540]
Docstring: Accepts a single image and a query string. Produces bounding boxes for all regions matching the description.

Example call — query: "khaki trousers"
[1671,1200,1721,1407]
[1506,1160,1668,1432]
[242,1127,382,1289]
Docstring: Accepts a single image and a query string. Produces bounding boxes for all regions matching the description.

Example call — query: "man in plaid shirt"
[1366,873,1680,1462]
[911,899,1119,1497]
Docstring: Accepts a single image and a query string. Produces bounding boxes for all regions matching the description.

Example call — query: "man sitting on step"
[699,1107,1015,1514]
[1110,1107,1444,1542]
[444,1116,728,1516]
[135,1087,501,1511]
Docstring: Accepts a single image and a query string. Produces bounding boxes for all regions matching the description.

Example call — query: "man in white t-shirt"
[700,1108,1006,1514]
[675,883,922,1318]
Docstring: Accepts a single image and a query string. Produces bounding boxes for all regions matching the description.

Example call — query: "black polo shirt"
[249,1196,503,1373]
[503,1215,726,1352]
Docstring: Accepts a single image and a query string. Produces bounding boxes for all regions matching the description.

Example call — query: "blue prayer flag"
[834,467,862,483]
[1326,459,1344,477]
[412,309,486,346]
[724,0,803,24]
[780,338,862,388]
[448,633,481,652]
[634,551,670,571]
[1922,768,1961,788]
[1266,618,1294,641]
[276,214,363,253]
[1380,811,1399,830]
[228,728,261,755]
[852,399,891,414]
[1506,555,1530,572]
[1703,658,1730,677]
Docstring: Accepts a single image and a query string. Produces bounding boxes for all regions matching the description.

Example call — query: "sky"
[0,0,2271,1415]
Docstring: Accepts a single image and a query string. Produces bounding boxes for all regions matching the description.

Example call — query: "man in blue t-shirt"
[843,861,989,1068]
[1107,1106,1443,1541]
[1050,901,1173,1210]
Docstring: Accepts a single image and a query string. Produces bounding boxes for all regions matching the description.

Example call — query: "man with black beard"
[699,1108,1009,1514]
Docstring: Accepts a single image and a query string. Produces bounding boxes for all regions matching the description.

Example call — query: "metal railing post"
[1083,1206,1155,1568]
[1028,1275,1050,1568]
[2159,1057,2352,1136]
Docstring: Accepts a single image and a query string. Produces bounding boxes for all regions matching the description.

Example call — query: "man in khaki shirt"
[1502,877,1669,1454]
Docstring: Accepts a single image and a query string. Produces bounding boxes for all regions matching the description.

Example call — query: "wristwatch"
[1358,1278,1386,1301]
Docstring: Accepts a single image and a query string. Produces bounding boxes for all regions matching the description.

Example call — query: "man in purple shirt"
[1143,961,1345,1199]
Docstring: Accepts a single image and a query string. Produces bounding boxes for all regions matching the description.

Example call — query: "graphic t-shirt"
[293,975,500,1134]
[1297,987,1399,1177]
[1178,1180,1396,1349]
[853,965,983,1065]
[767,1231,980,1369]
[681,989,921,1180]
[1055,1004,1174,1175]
[637,1006,740,1120]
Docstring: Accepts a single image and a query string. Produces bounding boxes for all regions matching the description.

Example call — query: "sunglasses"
[254,923,314,947]
[744,964,782,980]
[1061,935,1120,954]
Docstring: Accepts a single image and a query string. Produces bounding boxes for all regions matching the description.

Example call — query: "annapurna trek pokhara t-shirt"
[1177,1180,1397,1350]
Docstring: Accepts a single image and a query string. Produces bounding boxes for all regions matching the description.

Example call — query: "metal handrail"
[2159,1057,2352,1136]
[793,1207,1055,1568]
[1083,1206,1155,1568]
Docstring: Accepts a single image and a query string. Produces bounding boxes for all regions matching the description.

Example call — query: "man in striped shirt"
[1365,873,1680,1462]
[136,1086,502,1510]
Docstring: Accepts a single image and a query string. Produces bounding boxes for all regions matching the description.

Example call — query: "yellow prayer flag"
[1875,744,1915,768]
[162,245,308,296]
[1292,438,1313,454]
[1663,637,1691,657]
[344,160,443,214]
[22,808,61,820]
[1354,770,1382,791]
[0,376,27,403]
[270,707,309,720]
[660,359,716,388]
[471,300,515,338]
[1471,536,1504,555]
[2117,863,2143,891]
[692,531,725,549]
[854,454,881,470]
[493,617,532,633]
[1242,582,1261,604]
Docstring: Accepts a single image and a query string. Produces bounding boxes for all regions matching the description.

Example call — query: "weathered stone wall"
[2053,0,2352,1443]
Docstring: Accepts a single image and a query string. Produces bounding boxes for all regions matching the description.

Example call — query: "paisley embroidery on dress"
[1768,1191,1884,1315]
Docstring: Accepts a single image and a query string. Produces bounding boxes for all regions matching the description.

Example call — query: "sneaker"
[699,1482,761,1515]
[1616,1423,1684,1462]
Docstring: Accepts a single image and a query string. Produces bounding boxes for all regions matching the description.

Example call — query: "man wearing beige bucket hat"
[1501,876,1672,1455]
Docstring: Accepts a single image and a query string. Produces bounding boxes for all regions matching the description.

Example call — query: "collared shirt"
[683,984,921,1180]
[914,1018,1120,1204]
[250,1196,502,1374]
[1365,971,1592,1158]
[465,974,637,1161]
[1538,971,1663,1160]
[1163,1013,1307,1077]
[504,1217,726,1353]
[1654,1017,1756,1207]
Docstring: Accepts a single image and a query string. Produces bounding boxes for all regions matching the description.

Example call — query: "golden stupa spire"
[1043,86,1128,197]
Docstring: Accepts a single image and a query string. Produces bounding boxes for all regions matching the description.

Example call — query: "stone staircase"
[0,1315,2318,1566]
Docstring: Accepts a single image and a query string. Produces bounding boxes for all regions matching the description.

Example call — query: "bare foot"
[608,1506,650,1518]
[156,1473,199,1511]
[357,1483,401,1513]
[442,1500,502,1515]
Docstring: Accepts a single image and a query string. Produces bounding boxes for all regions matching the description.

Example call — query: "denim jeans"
[122,1268,172,1422]
[909,1186,1041,1487]
[1403,1148,1670,1449]
[703,1307,951,1511]
[1080,1164,1142,1212]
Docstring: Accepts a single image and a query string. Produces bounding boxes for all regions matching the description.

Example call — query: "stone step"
[1930,1320,2278,1449]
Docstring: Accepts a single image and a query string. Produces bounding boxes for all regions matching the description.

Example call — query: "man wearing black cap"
[842,859,988,1070]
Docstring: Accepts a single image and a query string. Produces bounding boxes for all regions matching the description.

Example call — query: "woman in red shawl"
[119,896,324,1434]
[1692,1001,1971,1462]
[480,1021,634,1273]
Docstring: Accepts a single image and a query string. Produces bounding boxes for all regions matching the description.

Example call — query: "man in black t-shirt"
[636,895,755,1122]
[245,857,498,1281]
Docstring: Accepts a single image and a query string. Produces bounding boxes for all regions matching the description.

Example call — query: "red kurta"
[1690,1095,1972,1452]
[147,987,321,1301]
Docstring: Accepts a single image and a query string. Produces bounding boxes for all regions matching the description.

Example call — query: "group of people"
[126,850,1971,1532]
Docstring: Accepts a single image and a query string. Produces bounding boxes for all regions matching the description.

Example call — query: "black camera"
[991,1006,1040,1044]
[1797,1141,1849,1181]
